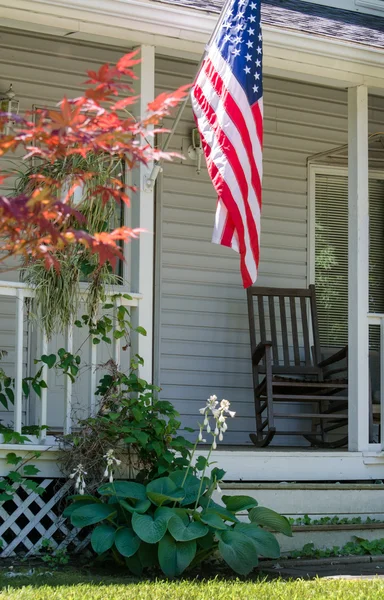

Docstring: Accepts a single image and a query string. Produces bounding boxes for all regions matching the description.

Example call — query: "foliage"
[64,397,291,578]
[289,537,384,559]
[18,154,122,337]
[0,51,188,271]
[289,514,381,526]
[38,539,70,568]
[39,297,194,487]
[65,473,291,578]
[2,577,384,600]
[0,451,44,503]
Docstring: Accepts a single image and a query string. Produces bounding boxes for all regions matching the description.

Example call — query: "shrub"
[64,397,292,577]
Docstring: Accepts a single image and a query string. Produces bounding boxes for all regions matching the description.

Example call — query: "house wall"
[155,54,384,446]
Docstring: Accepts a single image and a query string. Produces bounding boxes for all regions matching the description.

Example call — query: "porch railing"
[0,280,141,442]
[367,313,384,450]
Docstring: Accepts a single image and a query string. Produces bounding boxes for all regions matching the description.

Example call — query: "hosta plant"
[64,397,292,577]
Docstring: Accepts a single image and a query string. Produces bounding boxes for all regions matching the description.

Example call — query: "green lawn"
[1,574,384,600]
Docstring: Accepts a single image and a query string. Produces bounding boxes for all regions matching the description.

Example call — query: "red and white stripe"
[191,44,263,288]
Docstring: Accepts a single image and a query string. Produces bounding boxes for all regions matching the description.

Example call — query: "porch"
[0,6,384,483]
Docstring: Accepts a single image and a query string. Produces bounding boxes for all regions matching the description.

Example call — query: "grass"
[1,573,384,600]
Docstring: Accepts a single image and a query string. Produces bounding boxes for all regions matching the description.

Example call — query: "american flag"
[191,0,263,288]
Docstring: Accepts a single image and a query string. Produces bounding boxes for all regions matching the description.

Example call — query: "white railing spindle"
[113,296,121,368]
[63,325,73,435]
[14,290,24,434]
[39,330,48,442]
[89,337,97,417]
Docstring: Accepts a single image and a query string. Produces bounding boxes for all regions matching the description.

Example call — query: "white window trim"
[307,163,384,287]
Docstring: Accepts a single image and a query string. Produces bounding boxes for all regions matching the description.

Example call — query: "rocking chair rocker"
[247,285,348,448]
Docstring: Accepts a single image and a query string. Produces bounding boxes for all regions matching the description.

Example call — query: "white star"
[249,14,256,22]
[257,46,262,54]
[250,2,257,8]
[223,21,232,29]
[232,48,241,57]
[248,27,255,35]
[246,40,254,48]
[245,53,252,61]
[224,34,232,42]
[235,11,244,19]
[235,23,244,31]
[255,59,261,67]
[254,72,260,80]
[239,0,246,4]
[253,85,259,93]
[244,66,251,74]
[259,33,263,41]
[234,35,242,44]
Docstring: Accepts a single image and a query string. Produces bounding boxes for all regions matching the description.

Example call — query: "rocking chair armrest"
[252,341,273,365]
[318,345,348,369]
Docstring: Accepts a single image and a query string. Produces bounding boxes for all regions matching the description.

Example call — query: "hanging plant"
[15,154,123,338]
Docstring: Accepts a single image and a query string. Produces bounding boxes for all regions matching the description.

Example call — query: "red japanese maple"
[0,50,189,270]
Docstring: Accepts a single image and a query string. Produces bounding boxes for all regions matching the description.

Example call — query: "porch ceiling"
[154,0,384,51]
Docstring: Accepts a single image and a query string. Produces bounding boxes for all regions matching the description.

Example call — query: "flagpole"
[144,0,234,191]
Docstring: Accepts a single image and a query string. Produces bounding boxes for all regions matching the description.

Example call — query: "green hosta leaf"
[168,515,208,542]
[169,471,206,506]
[132,507,173,544]
[63,498,97,518]
[200,511,228,531]
[235,522,280,558]
[98,481,146,501]
[41,354,56,369]
[70,503,116,528]
[120,498,151,515]
[197,531,215,550]
[91,524,116,555]
[218,530,259,575]
[115,526,140,558]
[158,533,196,578]
[125,553,143,576]
[222,495,258,513]
[249,506,292,537]
[199,497,239,523]
[138,542,158,568]
[146,477,185,506]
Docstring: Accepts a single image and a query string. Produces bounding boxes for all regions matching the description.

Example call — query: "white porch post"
[130,45,155,384]
[348,85,370,452]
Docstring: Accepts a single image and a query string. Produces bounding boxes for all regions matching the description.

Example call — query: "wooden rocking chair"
[247,285,348,448]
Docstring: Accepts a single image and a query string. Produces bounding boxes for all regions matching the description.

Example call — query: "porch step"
[217,482,384,554]
[277,523,384,555]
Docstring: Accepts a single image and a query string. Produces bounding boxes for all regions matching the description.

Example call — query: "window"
[314,170,384,347]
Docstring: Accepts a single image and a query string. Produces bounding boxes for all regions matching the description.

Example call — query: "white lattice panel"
[0,479,90,557]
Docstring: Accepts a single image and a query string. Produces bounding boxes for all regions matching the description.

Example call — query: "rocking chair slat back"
[247,285,322,375]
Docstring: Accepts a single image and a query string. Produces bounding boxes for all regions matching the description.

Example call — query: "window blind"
[315,173,384,348]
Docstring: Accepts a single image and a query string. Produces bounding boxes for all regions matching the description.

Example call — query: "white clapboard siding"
[0,28,129,430]
[154,54,384,446]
